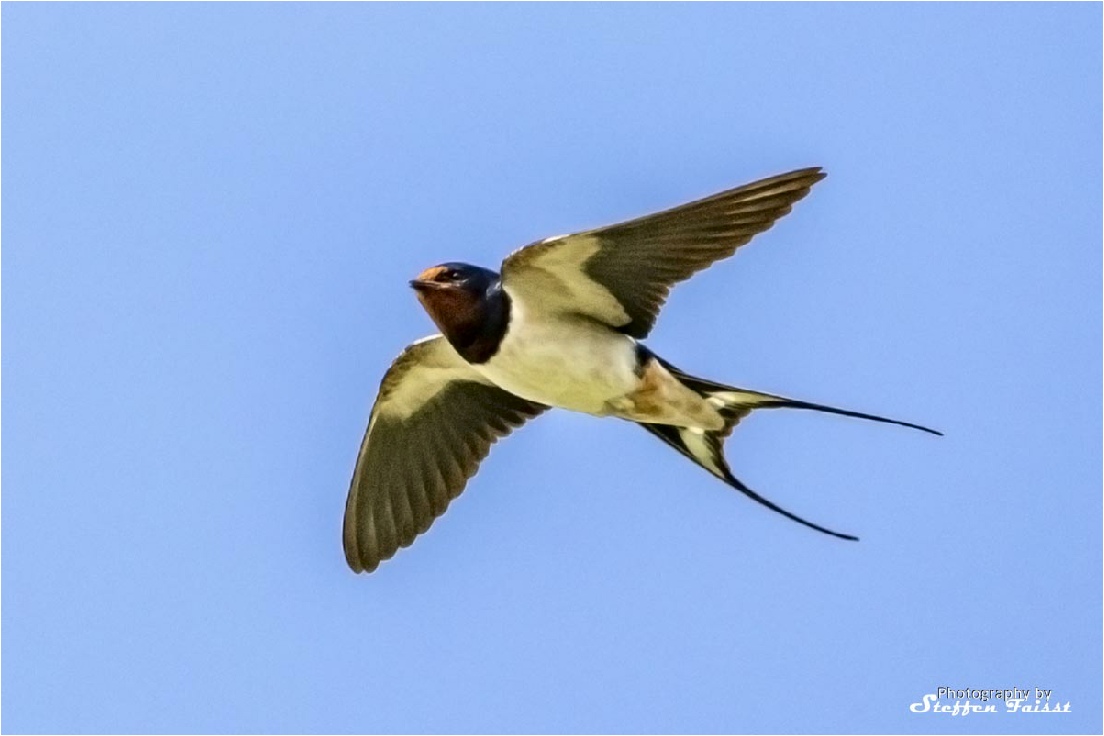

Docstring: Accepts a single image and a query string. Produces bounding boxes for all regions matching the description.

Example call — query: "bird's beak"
[409,279,443,292]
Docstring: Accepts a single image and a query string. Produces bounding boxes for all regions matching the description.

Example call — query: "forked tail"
[639,358,941,541]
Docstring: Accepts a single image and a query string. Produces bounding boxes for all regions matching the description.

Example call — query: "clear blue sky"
[3,4,1100,734]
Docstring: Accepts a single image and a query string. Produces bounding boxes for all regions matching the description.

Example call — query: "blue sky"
[2,3,1100,734]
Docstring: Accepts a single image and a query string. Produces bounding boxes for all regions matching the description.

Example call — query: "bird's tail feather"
[638,360,941,541]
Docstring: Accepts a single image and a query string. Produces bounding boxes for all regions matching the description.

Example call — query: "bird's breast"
[472,289,639,414]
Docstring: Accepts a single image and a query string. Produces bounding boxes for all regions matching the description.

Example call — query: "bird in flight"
[343,167,939,573]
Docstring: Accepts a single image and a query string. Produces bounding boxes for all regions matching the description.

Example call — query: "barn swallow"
[343,167,939,573]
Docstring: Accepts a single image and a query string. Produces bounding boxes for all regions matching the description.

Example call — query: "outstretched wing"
[501,167,826,338]
[343,336,547,573]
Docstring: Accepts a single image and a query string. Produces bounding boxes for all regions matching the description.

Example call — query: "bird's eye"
[441,269,460,281]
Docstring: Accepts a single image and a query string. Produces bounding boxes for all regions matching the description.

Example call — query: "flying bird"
[343,167,939,573]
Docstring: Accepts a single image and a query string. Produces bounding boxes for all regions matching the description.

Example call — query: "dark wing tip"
[345,554,366,574]
[761,165,826,186]
[342,514,390,574]
[342,492,369,573]
[790,165,826,179]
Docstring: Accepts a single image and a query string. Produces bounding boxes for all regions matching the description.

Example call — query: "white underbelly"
[473,294,638,414]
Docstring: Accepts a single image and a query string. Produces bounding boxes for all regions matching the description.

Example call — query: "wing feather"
[502,167,825,337]
[343,336,546,573]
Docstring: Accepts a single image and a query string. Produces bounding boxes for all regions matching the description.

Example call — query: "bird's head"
[409,262,502,343]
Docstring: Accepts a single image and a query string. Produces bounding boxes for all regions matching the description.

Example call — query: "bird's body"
[475,292,639,416]
[473,287,722,429]
[343,167,940,574]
